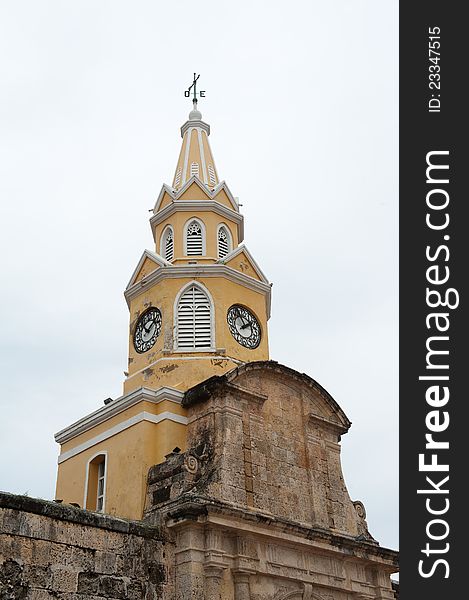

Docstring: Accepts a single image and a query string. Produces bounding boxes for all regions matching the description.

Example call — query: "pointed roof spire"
[172,75,219,190]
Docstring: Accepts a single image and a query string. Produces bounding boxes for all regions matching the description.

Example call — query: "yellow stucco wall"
[55,411,187,520]
[134,257,161,283]
[59,400,185,454]
[154,211,238,260]
[124,275,269,394]
[172,129,217,189]
[55,114,270,522]
[224,250,262,281]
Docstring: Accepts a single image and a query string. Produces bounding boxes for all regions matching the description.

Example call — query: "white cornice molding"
[57,410,188,464]
[150,200,244,243]
[153,177,239,214]
[123,263,272,318]
[217,244,270,285]
[126,249,172,289]
[181,120,210,137]
[54,386,184,445]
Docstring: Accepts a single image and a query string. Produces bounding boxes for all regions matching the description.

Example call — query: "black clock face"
[133,307,162,353]
[227,305,261,349]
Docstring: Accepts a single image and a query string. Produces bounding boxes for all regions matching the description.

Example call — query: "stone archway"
[276,584,326,600]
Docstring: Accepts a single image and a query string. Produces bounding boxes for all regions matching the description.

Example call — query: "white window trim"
[183,217,206,256]
[216,223,233,258]
[173,280,215,351]
[83,450,108,513]
[160,225,174,261]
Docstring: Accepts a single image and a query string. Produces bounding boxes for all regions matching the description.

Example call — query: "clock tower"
[54,95,271,520]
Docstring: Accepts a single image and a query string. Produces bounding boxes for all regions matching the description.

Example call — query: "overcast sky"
[0,1,398,551]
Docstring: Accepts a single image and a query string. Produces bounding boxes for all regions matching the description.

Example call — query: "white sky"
[0,1,398,551]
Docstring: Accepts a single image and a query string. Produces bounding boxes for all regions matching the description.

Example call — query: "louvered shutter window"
[174,167,182,187]
[163,227,174,261]
[217,226,230,258]
[177,285,212,349]
[190,162,199,177]
[208,164,216,185]
[96,460,105,512]
[186,220,203,255]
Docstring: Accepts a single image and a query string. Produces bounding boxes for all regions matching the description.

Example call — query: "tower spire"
[174,74,218,189]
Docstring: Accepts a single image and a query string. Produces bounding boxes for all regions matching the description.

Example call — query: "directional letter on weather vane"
[184,73,206,101]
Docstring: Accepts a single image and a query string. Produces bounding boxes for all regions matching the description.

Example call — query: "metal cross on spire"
[184,73,206,108]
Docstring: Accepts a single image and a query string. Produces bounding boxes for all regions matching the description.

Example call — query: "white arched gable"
[174,281,214,350]
[160,225,174,261]
[217,223,233,259]
[184,217,206,256]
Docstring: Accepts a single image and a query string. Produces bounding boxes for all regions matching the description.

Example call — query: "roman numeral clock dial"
[133,307,162,353]
[227,305,261,349]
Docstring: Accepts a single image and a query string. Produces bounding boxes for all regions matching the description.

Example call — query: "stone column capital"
[204,564,226,578]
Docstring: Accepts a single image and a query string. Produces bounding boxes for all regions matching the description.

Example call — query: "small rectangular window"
[96,460,105,512]
[208,164,216,185]
[190,162,199,178]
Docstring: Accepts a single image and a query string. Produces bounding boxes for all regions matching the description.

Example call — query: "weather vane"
[184,73,205,106]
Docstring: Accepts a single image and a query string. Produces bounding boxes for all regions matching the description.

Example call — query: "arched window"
[217,224,232,258]
[184,219,205,256]
[161,225,174,261]
[84,453,107,512]
[176,284,213,350]
[190,162,199,178]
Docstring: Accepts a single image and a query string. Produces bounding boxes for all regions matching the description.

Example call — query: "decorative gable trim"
[124,264,272,318]
[212,181,239,211]
[126,250,171,289]
[154,184,177,212]
[217,244,270,284]
[153,177,239,213]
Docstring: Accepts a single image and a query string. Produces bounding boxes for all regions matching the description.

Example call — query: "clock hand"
[240,322,251,330]
[237,312,248,327]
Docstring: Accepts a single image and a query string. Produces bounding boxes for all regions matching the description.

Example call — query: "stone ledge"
[0,491,164,540]
[154,495,399,567]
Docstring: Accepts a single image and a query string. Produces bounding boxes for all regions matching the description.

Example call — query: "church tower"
[124,100,271,395]
[54,94,271,520]
[50,86,398,598]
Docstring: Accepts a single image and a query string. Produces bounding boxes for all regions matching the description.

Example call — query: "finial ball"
[189,107,202,121]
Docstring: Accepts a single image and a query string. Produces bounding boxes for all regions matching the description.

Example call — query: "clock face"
[133,307,162,353]
[227,305,261,349]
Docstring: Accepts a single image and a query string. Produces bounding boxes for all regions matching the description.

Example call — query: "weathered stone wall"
[143,362,398,600]
[1,362,397,600]
[0,492,173,600]
[146,362,372,541]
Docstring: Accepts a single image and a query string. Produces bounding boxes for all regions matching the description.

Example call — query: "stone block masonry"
[0,492,173,600]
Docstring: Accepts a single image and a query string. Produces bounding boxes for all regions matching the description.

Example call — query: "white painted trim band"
[150,200,243,237]
[181,128,192,186]
[57,411,188,464]
[54,386,184,444]
[197,129,208,184]
[124,264,272,318]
